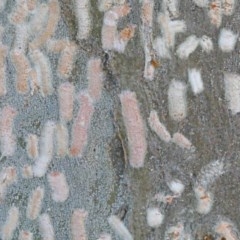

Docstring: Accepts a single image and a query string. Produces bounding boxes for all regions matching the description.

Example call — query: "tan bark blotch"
[10,50,30,94]
[0,167,17,202]
[164,223,185,240]
[150,59,160,68]
[153,193,177,204]
[101,25,116,50]
[33,121,55,177]
[222,0,235,15]
[29,49,53,97]
[9,0,29,25]
[119,91,147,168]
[119,25,136,41]
[215,220,239,240]
[26,0,36,11]
[70,92,94,157]
[46,39,72,53]
[55,123,69,157]
[172,132,194,150]
[26,134,39,160]
[208,0,222,28]
[0,106,17,157]
[0,44,7,96]
[1,206,19,240]
[58,82,74,122]
[71,209,88,240]
[19,230,33,240]
[28,3,49,36]
[87,58,104,102]
[57,43,77,79]
[203,235,214,240]
[47,171,69,202]
[29,0,60,49]
[102,4,134,52]
[39,214,55,240]
[27,187,44,220]
[194,161,224,214]
[22,165,33,179]
[0,106,17,133]
[148,110,171,143]
[194,186,213,214]
[142,0,154,25]
[158,13,186,49]
[114,4,131,17]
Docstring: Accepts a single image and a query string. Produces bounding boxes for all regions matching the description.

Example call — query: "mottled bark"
[0,0,240,240]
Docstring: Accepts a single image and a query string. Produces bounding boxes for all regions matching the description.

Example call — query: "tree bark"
[0,0,239,239]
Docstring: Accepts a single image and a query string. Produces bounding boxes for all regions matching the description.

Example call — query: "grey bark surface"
[1,0,240,240]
